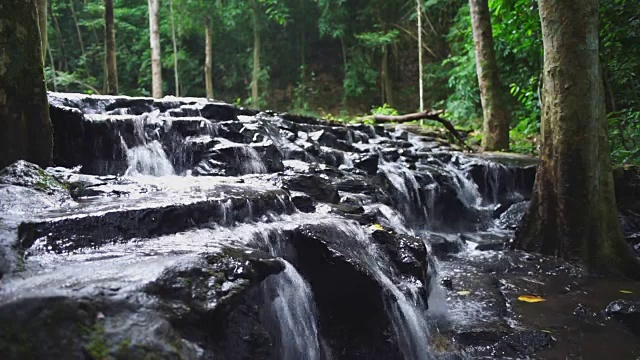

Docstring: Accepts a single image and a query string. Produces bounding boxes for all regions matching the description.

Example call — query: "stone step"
[18,182,294,254]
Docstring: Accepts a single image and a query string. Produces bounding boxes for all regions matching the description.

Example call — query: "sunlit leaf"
[518,295,546,303]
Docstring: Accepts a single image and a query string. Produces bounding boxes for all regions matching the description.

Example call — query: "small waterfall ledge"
[3,93,637,360]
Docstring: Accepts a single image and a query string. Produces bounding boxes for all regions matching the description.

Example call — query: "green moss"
[86,323,109,360]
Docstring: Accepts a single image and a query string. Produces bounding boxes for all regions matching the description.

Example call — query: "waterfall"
[124,140,175,176]
[252,227,327,360]
[238,145,267,174]
[331,221,434,360]
[261,262,324,360]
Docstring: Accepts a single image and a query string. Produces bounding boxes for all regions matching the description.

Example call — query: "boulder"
[279,174,340,204]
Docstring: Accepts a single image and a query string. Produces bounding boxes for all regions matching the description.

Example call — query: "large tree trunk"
[204,15,213,99]
[36,0,46,62]
[170,0,179,96]
[250,0,260,108]
[148,0,162,98]
[514,0,640,278]
[0,0,53,168]
[469,0,510,151]
[104,0,118,95]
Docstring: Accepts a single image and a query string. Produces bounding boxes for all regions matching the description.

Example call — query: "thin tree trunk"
[36,0,47,63]
[514,0,640,278]
[69,0,86,59]
[0,0,53,168]
[170,0,179,96]
[469,0,510,150]
[47,43,57,92]
[49,2,68,71]
[204,15,214,99]
[104,0,118,95]
[299,0,305,84]
[340,36,348,105]
[251,0,260,108]
[148,0,162,98]
[417,0,424,113]
[382,45,393,106]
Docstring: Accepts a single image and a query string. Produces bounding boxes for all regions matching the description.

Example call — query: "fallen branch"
[359,110,474,151]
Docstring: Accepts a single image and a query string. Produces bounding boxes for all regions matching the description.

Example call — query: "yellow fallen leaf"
[457,290,471,296]
[518,295,546,303]
[620,290,634,294]
[370,224,385,231]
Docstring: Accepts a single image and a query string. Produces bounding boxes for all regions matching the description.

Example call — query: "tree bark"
[251,0,260,108]
[170,0,179,96]
[204,15,214,99]
[469,0,510,151]
[514,0,640,278]
[0,0,53,168]
[104,0,118,95]
[36,0,47,62]
[148,0,162,98]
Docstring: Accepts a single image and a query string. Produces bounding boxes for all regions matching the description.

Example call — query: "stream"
[0,93,638,359]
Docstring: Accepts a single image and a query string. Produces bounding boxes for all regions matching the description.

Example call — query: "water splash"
[124,140,175,176]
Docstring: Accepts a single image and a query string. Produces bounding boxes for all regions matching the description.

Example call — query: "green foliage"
[85,322,108,360]
[42,0,640,163]
[372,104,399,116]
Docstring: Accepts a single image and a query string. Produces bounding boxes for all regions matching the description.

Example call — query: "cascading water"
[10,93,555,359]
[238,145,268,174]
[331,221,434,360]
[261,262,325,360]
[120,110,176,176]
[124,140,175,176]
[251,227,327,360]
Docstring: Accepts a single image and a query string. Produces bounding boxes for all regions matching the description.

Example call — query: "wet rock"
[333,176,376,195]
[496,201,529,230]
[441,277,454,290]
[605,299,640,335]
[0,161,70,201]
[279,174,340,204]
[0,296,199,360]
[427,233,464,256]
[573,303,601,321]
[19,187,294,253]
[291,192,315,213]
[199,102,238,121]
[458,329,554,358]
[370,229,430,294]
[145,248,284,358]
[287,224,404,359]
[354,154,379,175]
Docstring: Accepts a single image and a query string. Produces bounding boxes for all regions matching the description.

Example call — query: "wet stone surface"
[1,93,638,360]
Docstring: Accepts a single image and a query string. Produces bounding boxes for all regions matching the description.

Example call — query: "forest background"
[44,0,639,162]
